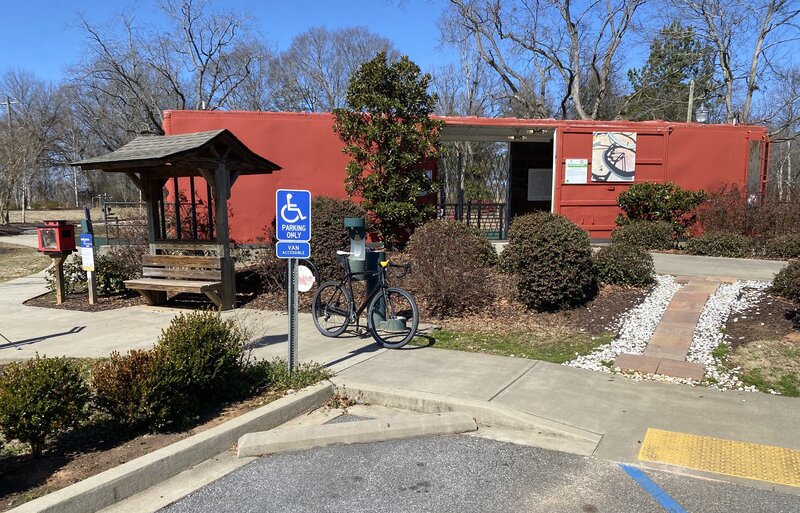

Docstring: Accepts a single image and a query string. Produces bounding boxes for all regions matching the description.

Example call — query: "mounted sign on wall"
[565,159,589,184]
[591,132,637,182]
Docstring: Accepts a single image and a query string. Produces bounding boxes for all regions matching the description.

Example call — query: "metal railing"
[440,201,507,240]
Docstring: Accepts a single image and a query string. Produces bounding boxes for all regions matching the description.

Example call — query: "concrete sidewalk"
[1,250,797,493]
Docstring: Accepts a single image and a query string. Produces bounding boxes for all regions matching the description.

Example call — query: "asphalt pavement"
[158,436,800,513]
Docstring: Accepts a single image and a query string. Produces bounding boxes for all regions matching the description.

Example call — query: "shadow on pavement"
[0,326,86,349]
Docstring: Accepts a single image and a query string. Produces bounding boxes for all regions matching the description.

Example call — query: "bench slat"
[125,278,222,293]
[143,268,222,281]
[142,255,222,269]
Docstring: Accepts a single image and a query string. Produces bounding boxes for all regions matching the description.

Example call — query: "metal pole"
[287,258,298,372]
[686,79,695,123]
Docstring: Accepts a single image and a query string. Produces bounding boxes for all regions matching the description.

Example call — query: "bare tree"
[446,0,645,120]
[0,70,62,222]
[270,26,397,112]
[677,0,800,123]
[69,0,261,145]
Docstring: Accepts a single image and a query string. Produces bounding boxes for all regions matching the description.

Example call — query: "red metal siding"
[164,110,352,242]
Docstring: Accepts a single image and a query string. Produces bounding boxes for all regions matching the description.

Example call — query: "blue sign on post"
[276,189,311,243]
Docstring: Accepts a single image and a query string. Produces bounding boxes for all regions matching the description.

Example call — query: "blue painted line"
[619,463,689,513]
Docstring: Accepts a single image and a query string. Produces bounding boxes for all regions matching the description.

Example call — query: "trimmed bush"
[405,219,497,317]
[92,350,155,431]
[0,356,90,456]
[502,212,597,311]
[764,235,800,260]
[611,221,674,250]
[685,232,754,258]
[594,243,655,287]
[616,182,706,235]
[771,260,800,302]
[147,311,247,429]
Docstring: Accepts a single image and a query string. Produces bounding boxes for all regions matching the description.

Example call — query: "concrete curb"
[10,382,334,513]
[332,380,602,456]
[237,411,477,457]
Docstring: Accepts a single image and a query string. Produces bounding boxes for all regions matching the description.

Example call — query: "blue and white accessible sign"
[79,233,95,272]
[276,189,311,259]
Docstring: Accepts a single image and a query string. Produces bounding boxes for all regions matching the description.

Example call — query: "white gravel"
[564,275,681,372]
[565,276,772,392]
[688,281,770,392]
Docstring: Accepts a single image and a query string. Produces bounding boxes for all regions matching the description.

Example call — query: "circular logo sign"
[297,265,316,292]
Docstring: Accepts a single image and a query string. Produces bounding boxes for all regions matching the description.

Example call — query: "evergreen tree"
[333,52,443,248]
[625,22,717,121]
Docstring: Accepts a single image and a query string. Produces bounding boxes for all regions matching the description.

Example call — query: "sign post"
[80,207,97,305]
[275,189,311,372]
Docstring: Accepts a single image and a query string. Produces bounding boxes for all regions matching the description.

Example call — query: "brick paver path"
[614,277,725,380]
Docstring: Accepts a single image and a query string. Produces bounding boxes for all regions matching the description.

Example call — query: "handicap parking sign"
[276,189,311,260]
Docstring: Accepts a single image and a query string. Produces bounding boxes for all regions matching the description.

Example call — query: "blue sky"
[0,0,451,84]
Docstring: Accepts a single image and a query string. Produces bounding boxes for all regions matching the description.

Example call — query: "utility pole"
[686,80,695,123]
[4,96,16,129]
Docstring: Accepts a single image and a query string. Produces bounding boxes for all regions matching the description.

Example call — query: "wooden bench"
[124,254,224,308]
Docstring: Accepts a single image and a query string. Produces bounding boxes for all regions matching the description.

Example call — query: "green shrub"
[685,232,754,258]
[594,243,655,287]
[502,212,597,311]
[610,221,674,250]
[92,350,155,431]
[0,356,90,456]
[764,235,800,260]
[771,260,800,302]
[46,246,144,296]
[244,358,331,392]
[616,182,706,235]
[405,219,497,317]
[146,311,247,429]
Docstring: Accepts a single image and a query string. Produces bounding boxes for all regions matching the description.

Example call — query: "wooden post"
[52,254,66,305]
[214,161,235,310]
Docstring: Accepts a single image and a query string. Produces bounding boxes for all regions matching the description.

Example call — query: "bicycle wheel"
[312,281,352,337]
[367,287,419,349]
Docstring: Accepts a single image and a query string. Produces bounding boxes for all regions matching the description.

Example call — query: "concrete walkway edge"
[237,412,478,457]
[9,383,334,513]
[333,380,602,456]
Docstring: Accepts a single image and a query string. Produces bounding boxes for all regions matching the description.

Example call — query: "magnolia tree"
[333,52,442,248]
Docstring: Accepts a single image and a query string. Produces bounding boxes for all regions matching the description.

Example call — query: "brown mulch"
[725,292,800,350]
[24,291,147,312]
[444,284,647,337]
[0,390,285,512]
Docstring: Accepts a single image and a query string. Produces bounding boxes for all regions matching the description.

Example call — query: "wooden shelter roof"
[72,129,280,176]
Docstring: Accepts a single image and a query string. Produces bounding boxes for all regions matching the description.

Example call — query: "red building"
[164,110,769,241]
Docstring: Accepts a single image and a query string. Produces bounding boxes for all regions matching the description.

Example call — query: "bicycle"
[311,251,419,349]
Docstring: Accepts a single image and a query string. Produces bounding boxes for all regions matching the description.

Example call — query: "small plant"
[685,232,754,258]
[764,235,800,260]
[92,350,156,431]
[616,182,706,236]
[771,260,800,302]
[610,221,674,250]
[45,246,144,296]
[405,219,497,317]
[245,358,331,392]
[594,243,655,287]
[0,356,90,456]
[502,212,597,311]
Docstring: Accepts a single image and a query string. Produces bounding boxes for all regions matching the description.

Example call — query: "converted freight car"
[163,110,768,241]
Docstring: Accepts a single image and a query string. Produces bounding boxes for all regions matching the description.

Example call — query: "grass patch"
[729,336,800,397]
[711,342,729,361]
[0,242,49,282]
[412,329,615,364]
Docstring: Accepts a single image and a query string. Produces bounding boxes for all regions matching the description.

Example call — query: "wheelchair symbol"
[280,193,307,223]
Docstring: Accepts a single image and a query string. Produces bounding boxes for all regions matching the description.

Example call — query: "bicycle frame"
[339,266,389,330]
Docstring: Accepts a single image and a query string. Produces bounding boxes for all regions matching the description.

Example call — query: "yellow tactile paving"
[638,428,800,488]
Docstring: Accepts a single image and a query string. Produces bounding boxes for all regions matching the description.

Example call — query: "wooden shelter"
[72,129,281,310]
